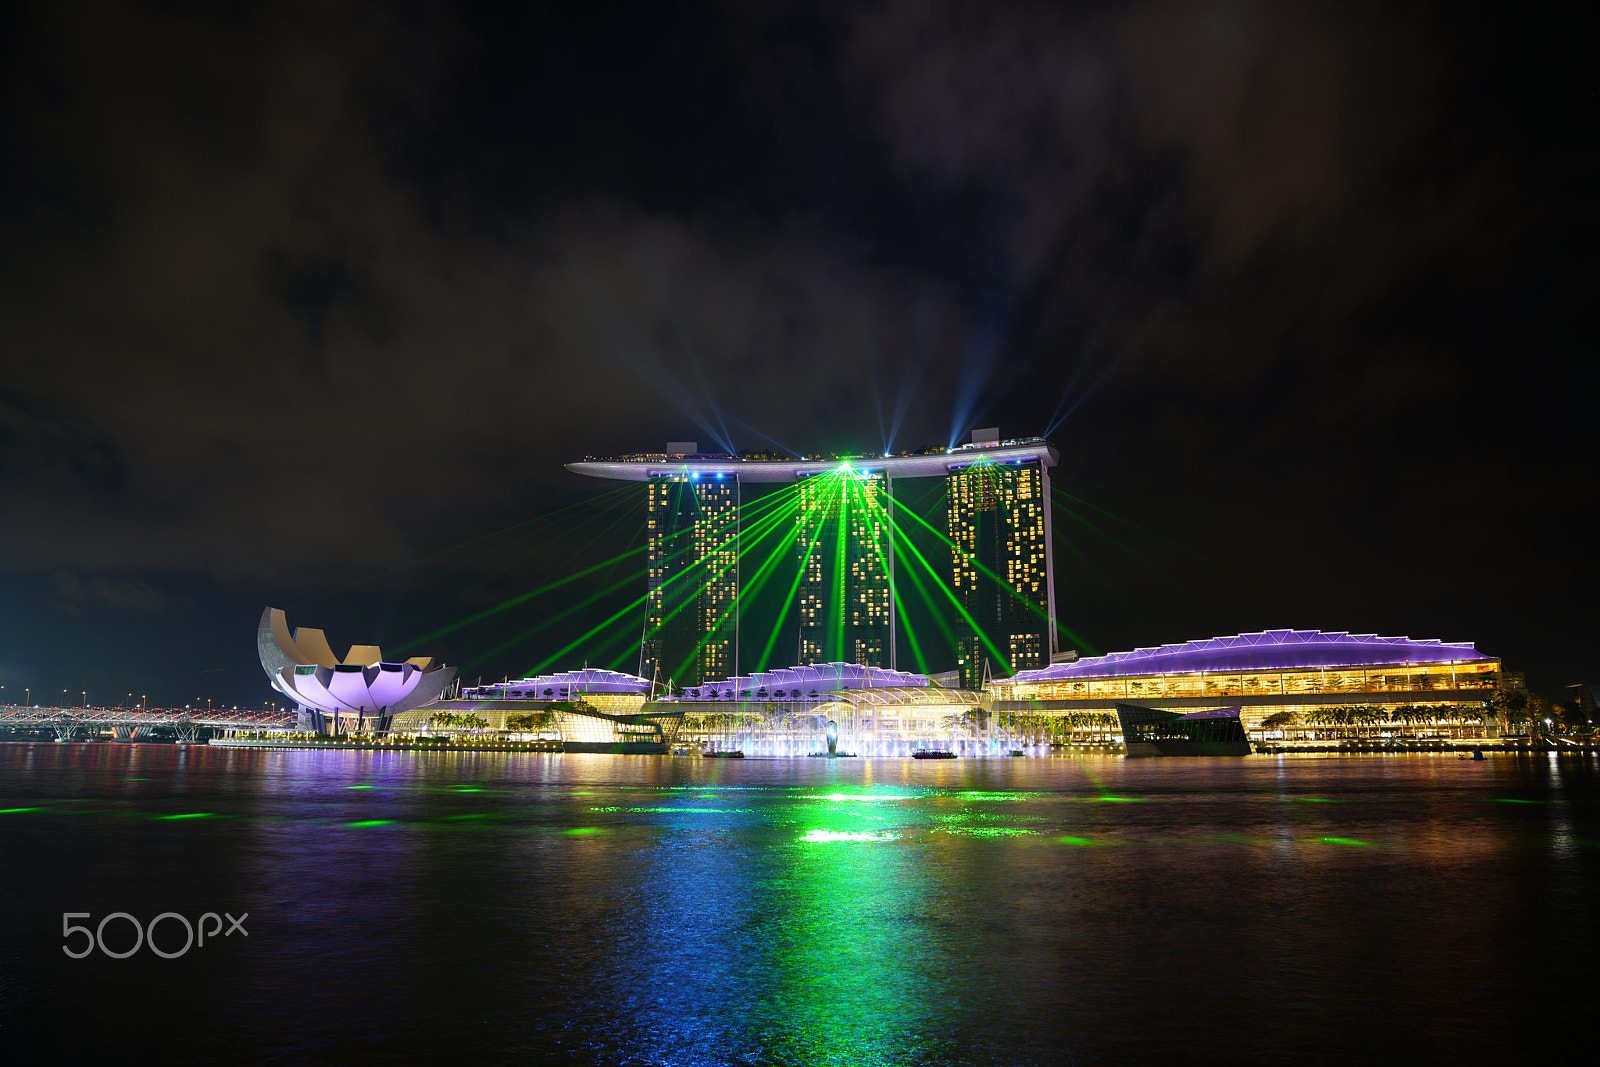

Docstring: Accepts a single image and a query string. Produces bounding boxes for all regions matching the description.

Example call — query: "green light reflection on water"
[1,807,42,814]
[1493,798,1542,804]
[756,805,943,1065]
[801,794,915,802]
[1055,835,1096,845]
[937,812,1044,827]
[159,813,217,820]
[938,827,1037,837]
[1319,837,1374,847]
[563,827,605,835]
[1094,796,1145,803]
[799,829,898,842]
[347,820,392,827]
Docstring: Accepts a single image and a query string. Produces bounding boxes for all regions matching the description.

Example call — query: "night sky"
[0,1,1592,710]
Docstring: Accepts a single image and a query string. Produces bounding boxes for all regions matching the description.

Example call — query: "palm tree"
[1260,711,1298,741]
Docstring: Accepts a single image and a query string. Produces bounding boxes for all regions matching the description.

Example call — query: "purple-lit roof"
[1011,630,1493,682]
[464,668,652,698]
[1177,706,1244,720]
[679,662,929,700]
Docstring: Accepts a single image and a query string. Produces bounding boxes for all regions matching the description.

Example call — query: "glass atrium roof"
[465,668,652,696]
[680,663,929,700]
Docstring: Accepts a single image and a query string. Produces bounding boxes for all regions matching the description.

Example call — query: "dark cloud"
[0,0,1591,703]
[51,569,166,614]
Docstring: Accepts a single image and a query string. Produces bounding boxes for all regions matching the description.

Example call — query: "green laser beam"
[525,592,652,678]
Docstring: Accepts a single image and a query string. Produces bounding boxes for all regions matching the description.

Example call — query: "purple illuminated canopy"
[678,662,929,701]
[1011,630,1493,682]
[463,668,652,700]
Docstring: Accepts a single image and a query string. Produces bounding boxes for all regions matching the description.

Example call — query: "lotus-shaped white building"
[257,607,456,734]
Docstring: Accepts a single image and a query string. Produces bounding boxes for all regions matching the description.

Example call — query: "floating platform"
[911,751,957,759]
[702,751,744,759]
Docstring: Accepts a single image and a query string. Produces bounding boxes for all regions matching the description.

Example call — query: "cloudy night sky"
[0,1,1592,709]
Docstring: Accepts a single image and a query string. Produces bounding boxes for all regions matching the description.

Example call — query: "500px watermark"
[62,911,248,959]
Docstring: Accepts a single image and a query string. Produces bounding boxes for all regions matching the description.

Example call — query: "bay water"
[2,744,1594,1064]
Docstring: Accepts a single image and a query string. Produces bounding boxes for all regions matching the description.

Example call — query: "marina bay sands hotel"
[567,430,1060,690]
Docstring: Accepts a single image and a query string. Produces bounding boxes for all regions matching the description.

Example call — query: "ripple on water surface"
[0,745,1594,1064]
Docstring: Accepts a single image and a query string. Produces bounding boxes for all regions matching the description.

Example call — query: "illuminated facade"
[680,662,927,701]
[567,435,1060,685]
[796,470,893,667]
[643,472,739,687]
[666,680,1003,758]
[947,450,1055,688]
[395,669,669,748]
[991,630,1508,736]
[461,668,651,703]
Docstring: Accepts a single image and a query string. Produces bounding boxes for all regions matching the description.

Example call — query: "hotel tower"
[569,431,1058,688]
[946,430,1055,688]
[642,458,739,688]
[795,468,893,668]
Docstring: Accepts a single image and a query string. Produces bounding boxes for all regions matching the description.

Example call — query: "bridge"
[0,706,296,742]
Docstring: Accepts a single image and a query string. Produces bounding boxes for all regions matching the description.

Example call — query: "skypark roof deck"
[567,436,1059,482]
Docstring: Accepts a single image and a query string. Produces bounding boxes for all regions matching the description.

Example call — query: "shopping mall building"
[391,631,1513,749]
[990,629,1511,737]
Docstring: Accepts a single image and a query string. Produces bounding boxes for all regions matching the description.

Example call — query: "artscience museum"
[257,608,456,735]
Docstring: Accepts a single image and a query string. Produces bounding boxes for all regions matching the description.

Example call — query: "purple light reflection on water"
[2,744,1593,1064]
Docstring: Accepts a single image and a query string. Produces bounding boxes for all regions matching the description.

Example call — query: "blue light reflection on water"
[1,745,1596,1064]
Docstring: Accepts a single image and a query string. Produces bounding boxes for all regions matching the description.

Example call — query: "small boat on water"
[912,750,956,759]
[702,751,744,759]
[1116,703,1252,757]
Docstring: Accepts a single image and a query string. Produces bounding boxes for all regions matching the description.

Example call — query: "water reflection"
[1,746,1596,1064]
